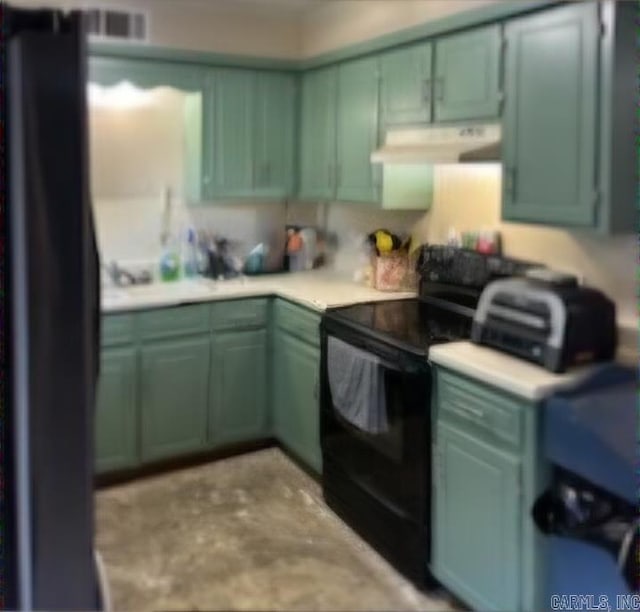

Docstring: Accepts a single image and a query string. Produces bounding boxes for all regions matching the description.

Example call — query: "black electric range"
[322,295,475,357]
[319,246,539,589]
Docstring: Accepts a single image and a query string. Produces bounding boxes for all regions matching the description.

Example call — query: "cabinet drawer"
[273,299,320,346]
[138,304,209,340]
[210,298,268,330]
[437,369,524,449]
[101,314,134,346]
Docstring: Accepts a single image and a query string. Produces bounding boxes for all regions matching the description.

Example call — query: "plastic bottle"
[183,227,199,278]
[160,236,181,282]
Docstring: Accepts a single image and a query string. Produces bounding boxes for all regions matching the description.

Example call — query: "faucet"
[103,261,138,287]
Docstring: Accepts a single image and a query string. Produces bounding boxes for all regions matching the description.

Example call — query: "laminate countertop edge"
[428,341,619,402]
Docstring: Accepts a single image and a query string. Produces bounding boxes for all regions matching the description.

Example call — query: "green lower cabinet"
[433,422,521,611]
[95,346,138,474]
[140,335,210,462]
[273,331,321,473]
[209,328,268,445]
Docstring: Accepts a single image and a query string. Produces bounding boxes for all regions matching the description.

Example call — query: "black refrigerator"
[3,5,101,610]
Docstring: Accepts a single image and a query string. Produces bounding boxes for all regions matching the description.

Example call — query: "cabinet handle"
[264,161,271,185]
[328,164,334,190]
[422,78,432,103]
[313,375,319,400]
[435,77,445,101]
[336,164,342,188]
[447,402,485,424]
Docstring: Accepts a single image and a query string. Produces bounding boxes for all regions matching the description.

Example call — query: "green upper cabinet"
[208,69,255,198]
[95,347,138,474]
[336,56,382,203]
[209,329,268,445]
[433,422,521,612]
[502,3,599,227]
[433,25,501,122]
[380,42,432,126]
[253,72,296,198]
[140,335,210,462]
[299,67,338,200]
[205,69,296,200]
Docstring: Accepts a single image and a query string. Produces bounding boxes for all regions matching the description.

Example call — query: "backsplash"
[410,165,638,327]
[93,196,287,267]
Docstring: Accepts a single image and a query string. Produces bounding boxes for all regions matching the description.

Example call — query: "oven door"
[319,319,431,526]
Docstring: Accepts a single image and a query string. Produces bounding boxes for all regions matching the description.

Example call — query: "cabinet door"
[380,41,432,126]
[434,25,501,122]
[95,347,138,474]
[299,67,337,200]
[209,329,268,445]
[209,69,255,198]
[140,336,209,461]
[336,56,381,203]
[433,423,521,611]
[273,332,321,473]
[502,3,599,226]
[253,72,295,198]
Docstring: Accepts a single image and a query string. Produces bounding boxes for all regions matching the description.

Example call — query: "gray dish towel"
[327,336,388,434]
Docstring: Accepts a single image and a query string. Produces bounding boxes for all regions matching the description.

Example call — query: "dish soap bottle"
[160,236,181,282]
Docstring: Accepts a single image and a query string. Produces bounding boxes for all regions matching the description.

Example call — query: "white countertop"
[429,341,609,401]
[101,270,416,313]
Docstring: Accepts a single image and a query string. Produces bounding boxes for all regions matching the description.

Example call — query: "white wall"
[300,0,504,58]
[409,165,638,328]
[13,0,509,59]
[10,0,301,58]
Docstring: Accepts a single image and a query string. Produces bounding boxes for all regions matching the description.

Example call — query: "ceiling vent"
[84,7,148,43]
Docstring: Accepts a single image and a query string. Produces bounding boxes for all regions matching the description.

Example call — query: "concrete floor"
[96,448,458,611]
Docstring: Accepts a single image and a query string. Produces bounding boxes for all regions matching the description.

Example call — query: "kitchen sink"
[124,280,213,299]
[101,279,216,305]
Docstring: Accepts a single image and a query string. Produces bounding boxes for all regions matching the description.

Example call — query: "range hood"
[371,124,501,164]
